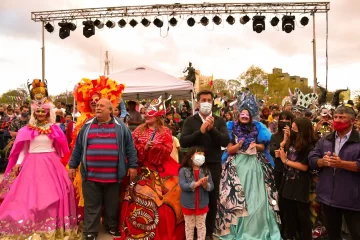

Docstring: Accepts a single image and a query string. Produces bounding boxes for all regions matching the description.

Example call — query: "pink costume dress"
[0,124,81,239]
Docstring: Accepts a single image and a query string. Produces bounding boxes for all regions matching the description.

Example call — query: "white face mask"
[199,102,212,115]
[193,154,205,167]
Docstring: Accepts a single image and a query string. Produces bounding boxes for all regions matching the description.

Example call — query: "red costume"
[120,126,185,239]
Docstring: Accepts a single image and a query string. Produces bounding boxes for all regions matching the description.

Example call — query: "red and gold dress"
[120,127,185,240]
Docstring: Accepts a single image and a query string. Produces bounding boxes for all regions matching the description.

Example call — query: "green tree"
[243,83,266,100]
[227,79,242,97]
[238,65,268,86]
[50,91,74,106]
[0,89,28,105]
[213,79,229,96]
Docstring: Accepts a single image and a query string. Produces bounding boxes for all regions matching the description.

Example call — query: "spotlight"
[213,15,222,25]
[67,22,77,31]
[187,17,195,27]
[118,19,127,28]
[105,20,116,28]
[83,20,95,38]
[169,17,178,27]
[129,19,138,28]
[300,16,309,26]
[44,22,54,33]
[94,19,104,29]
[141,18,151,27]
[240,15,250,24]
[282,15,295,33]
[153,18,163,28]
[200,16,209,26]
[270,16,279,27]
[252,16,265,33]
[226,15,235,25]
[58,22,70,39]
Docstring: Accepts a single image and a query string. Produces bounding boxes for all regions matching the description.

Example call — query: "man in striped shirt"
[69,99,137,240]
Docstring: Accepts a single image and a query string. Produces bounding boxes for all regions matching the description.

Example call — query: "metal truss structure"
[31,2,330,22]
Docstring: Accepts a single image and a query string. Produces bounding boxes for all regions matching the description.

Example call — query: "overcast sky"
[1,0,359,97]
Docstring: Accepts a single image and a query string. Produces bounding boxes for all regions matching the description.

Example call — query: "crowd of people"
[0,78,359,240]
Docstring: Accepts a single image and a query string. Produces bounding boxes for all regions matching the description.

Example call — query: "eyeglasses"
[96,125,111,138]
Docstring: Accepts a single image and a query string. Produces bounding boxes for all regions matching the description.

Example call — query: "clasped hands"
[275,147,288,163]
[194,176,209,189]
[200,116,214,134]
[319,151,342,168]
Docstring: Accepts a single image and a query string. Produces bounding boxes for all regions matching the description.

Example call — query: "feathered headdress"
[236,88,259,120]
[146,96,165,117]
[74,76,125,113]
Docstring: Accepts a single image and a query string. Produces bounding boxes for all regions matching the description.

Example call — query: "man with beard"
[180,90,229,240]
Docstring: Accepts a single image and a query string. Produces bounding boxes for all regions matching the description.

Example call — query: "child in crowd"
[179,146,214,240]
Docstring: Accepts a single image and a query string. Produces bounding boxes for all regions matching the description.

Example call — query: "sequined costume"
[0,79,81,239]
[119,127,185,240]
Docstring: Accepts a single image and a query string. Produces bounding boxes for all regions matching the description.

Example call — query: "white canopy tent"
[109,66,194,100]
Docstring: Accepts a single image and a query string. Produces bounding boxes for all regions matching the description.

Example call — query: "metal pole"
[42,21,45,81]
[325,11,329,90]
[312,13,317,93]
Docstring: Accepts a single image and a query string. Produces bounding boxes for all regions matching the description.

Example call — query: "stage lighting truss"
[35,2,329,37]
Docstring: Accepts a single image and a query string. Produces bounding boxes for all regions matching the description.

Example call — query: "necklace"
[28,121,52,134]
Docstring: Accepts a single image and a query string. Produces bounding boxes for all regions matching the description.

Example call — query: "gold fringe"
[0,226,83,240]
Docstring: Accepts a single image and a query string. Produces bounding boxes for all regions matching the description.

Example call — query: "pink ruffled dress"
[0,124,81,239]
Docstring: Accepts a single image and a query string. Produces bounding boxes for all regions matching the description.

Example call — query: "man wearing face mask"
[180,90,229,240]
[9,106,30,137]
[309,106,360,240]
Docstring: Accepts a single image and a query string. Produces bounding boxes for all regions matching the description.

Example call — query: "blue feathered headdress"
[236,88,259,121]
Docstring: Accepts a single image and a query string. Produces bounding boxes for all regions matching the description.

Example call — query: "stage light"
[67,22,76,31]
[105,20,116,28]
[270,16,279,27]
[300,16,309,26]
[44,22,54,33]
[141,18,151,27]
[240,15,250,24]
[83,20,95,38]
[282,15,295,33]
[153,18,163,28]
[169,17,178,27]
[129,19,138,28]
[187,17,195,27]
[94,19,104,29]
[253,16,265,33]
[213,15,222,25]
[226,15,235,25]
[200,16,209,26]
[58,22,70,39]
[118,19,127,28]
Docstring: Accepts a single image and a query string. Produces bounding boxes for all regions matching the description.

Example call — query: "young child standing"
[179,146,214,240]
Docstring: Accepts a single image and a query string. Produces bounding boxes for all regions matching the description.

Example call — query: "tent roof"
[109,66,194,100]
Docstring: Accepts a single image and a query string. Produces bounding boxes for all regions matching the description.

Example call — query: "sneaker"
[85,234,96,240]
[108,230,121,237]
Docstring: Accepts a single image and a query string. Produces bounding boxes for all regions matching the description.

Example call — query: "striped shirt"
[86,119,119,183]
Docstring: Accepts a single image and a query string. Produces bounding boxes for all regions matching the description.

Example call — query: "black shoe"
[108,230,121,237]
[85,234,96,240]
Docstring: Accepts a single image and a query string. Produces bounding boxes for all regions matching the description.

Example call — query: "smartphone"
[283,122,291,128]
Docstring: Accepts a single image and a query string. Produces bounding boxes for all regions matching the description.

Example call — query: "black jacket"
[180,113,229,164]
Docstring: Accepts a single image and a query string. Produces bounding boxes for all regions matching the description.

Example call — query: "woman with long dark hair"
[216,108,281,239]
[269,111,295,235]
[277,117,317,240]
